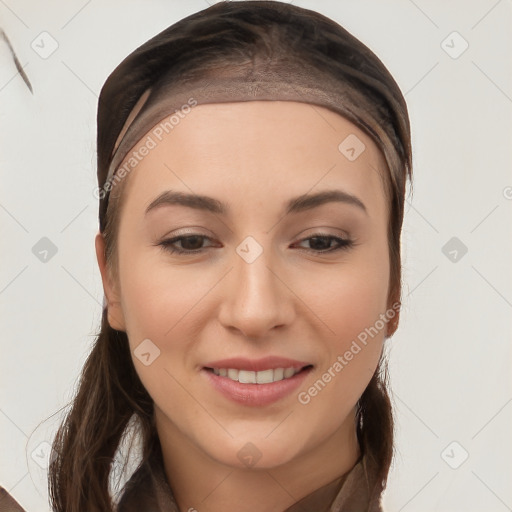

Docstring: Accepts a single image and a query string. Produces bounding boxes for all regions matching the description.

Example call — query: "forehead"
[116,100,389,216]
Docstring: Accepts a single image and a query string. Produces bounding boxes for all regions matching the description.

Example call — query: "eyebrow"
[145,189,367,217]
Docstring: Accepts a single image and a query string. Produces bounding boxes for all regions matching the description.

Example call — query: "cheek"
[294,264,388,437]
[118,242,206,340]
[117,255,203,404]
[297,242,390,398]
[307,251,390,345]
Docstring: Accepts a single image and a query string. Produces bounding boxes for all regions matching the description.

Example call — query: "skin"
[96,100,397,512]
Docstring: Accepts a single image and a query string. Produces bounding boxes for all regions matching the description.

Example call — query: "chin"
[205,434,304,470]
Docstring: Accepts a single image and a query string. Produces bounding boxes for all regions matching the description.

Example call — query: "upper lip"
[203,356,313,372]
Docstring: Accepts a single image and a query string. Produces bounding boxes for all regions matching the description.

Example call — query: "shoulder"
[329,455,385,512]
[115,451,180,512]
[116,462,157,512]
[0,486,27,512]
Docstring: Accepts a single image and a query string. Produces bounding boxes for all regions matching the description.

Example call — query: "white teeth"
[227,368,239,380]
[273,368,284,381]
[256,369,274,384]
[211,367,302,383]
[239,370,256,383]
[283,367,296,379]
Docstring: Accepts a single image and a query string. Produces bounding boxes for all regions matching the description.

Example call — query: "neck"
[155,408,361,512]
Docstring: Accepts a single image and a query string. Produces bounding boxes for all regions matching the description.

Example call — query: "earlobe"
[385,295,401,338]
[385,311,400,338]
[94,232,126,332]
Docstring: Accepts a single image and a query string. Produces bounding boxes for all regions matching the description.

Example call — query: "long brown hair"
[48,2,412,510]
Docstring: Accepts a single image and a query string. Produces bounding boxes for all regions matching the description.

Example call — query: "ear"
[95,232,126,332]
[385,290,401,338]
[385,308,400,337]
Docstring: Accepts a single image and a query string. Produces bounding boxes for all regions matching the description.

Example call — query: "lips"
[202,356,314,406]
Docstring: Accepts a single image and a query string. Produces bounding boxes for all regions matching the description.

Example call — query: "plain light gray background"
[1,1,511,511]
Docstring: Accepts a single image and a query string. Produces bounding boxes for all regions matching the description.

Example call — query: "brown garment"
[0,486,26,512]
[116,445,384,512]
[0,448,383,512]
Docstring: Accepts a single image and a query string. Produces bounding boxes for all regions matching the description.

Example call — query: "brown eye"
[159,234,214,255]
[294,234,353,253]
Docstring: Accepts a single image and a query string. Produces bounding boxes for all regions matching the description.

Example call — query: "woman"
[4,1,412,511]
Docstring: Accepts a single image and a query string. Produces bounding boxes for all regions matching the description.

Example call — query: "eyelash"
[157,233,354,255]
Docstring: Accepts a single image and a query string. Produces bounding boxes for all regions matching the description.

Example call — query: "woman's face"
[97,100,393,470]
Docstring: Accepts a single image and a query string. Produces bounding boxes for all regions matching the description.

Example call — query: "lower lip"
[202,367,312,406]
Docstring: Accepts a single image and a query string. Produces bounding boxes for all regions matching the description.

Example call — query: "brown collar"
[0,450,383,512]
[116,447,384,512]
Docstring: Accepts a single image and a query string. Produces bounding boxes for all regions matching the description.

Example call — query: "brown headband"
[101,59,399,198]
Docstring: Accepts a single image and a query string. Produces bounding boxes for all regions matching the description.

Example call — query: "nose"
[218,244,295,340]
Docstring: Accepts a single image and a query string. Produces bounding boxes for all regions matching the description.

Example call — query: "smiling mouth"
[204,365,313,384]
